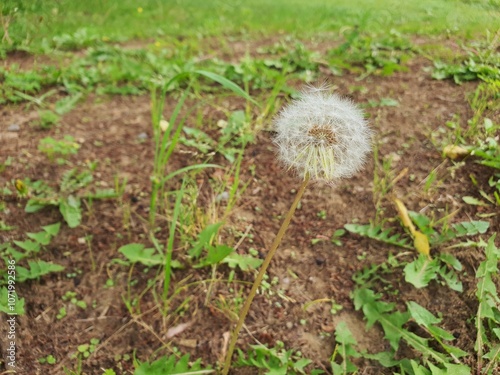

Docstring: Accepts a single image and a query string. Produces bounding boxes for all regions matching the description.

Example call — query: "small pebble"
[7,124,20,132]
[281,277,290,287]
[137,132,148,140]
[216,191,229,202]
[286,322,294,329]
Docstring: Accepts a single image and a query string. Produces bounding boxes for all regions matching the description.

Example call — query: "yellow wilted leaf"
[391,167,408,186]
[393,197,416,235]
[443,145,469,160]
[413,231,431,258]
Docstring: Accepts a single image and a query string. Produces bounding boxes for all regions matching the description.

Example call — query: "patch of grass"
[432,31,500,84]
[2,0,499,53]
[38,135,79,163]
[22,167,116,228]
[329,29,414,78]
[0,64,59,104]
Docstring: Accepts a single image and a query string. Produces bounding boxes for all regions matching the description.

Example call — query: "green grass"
[2,0,499,52]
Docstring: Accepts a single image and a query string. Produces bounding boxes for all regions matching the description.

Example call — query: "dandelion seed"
[273,86,373,183]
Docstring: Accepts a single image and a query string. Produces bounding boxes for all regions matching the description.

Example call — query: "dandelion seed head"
[273,86,373,183]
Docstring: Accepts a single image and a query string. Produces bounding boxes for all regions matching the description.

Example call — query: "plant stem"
[221,175,310,374]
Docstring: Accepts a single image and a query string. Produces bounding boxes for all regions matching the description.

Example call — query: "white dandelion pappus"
[273,87,373,183]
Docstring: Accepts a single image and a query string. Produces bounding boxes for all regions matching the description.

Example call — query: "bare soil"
[1,39,499,375]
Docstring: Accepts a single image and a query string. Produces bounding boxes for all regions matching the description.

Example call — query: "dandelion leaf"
[59,195,82,228]
[188,222,224,258]
[404,255,439,288]
[119,243,163,266]
[438,265,463,292]
[344,223,412,249]
[453,220,489,236]
[332,322,360,374]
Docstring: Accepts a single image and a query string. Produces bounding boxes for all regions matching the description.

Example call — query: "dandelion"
[222,86,372,375]
[273,86,372,183]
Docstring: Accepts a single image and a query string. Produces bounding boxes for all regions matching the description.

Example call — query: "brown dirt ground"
[1,39,499,375]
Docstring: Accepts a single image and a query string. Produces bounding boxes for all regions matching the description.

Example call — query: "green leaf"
[55,92,83,115]
[194,70,258,106]
[207,245,234,264]
[410,360,431,375]
[404,255,439,288]
[294,358,312,371]
[443,363,472,375]
[379,98,399,106]
[452,220,490,236]
[428,362,471,375]
[462,196,489,206]
[335,321,358,347]
[407,301,458,343]
[332,322,360,375]
[180,127,215,153]
[438,266,463,292]
[363,351,401,368]
[475,235,500,354]
[407,301,441,326]
[194,245,234,268]
[0,287,25,315]
[13,240,40,253]
[59,195,82,228]
[42,222,61,237]
[16,260,64,282]
[353,287,449,364]
[344,224,412,249]
[439,342,468,359]
[3,246,25,262]
[188,222,224,258]
[406,302,467,358]
[85,188,117,199]
[27,230,52,246]
[119,243,163,267]
[483,344,500,363]
[222,252,263,271]
[408,211,432,234]
[438,253,462,271]
[434,220,490,245]
[25,199,48,213]
[353,288,409,351]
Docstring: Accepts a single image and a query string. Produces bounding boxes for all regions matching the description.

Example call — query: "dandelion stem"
[222,174,310,374]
